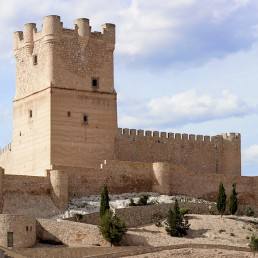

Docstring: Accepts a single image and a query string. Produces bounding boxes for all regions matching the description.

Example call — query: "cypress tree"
[217,182,227,217]
[100,185,110,218]
[229,183,238,215]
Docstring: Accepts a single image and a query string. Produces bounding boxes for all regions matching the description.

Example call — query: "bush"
[99,210,127,246]
[165,200,190,237]
[246,207,255,217]
[129,198,137,206]
[100,185,110,218]
[74,213,83,221]
[180,208,189,216]
[137,195,149,206]
[229,183,238,215]
[129,195,158,207]
[217,182,227,217]
[249,235,258,252]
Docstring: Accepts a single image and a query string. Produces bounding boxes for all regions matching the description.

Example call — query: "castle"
[0,16,257,213]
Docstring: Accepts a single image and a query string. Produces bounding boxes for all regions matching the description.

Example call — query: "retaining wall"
[67,202,217,227]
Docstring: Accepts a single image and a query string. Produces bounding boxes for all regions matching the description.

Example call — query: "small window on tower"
[33,55,38,65]
[67,111,71,117]
[92,78,99,89]
[29,110,33,118]
[83,114,88,124]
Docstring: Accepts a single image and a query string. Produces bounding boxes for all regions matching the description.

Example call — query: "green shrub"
[249,235,258,252]
[217,182,227,217]
[100,185,110,218]
[137,195,149,206]
[246,207,255,217]
[180,208,189,216]
[129,198,136,206]
[99,210,127,246]
[229,183,238,215]
[165,200,190,237]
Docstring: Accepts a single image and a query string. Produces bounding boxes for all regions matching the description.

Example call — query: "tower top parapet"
[13,15,115,51]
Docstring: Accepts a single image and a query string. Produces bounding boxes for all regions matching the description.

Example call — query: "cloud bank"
[119,90,257,129]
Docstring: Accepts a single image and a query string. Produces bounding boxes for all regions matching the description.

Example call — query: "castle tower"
[11,16,117,175]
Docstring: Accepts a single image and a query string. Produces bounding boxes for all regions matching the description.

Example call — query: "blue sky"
[0,0,258,175]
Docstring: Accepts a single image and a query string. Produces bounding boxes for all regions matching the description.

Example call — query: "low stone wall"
[37,219,108,247]
[67,201,217,227]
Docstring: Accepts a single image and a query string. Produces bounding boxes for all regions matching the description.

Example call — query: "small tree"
[137,195,149,206]
[165,199,190,237]
[99,210,127,246]
[229,183,238,215]
[217,182,227,217]
[100,185,110,218]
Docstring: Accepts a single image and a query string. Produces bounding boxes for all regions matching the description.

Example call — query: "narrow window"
[33,55,38,65]
[83,114,88,124]
[7,232,13,247]
[26,226,29,232]
[67,111,71,117]
[29,110,33,118]
[92,78,99,89]
[216,160,219,173]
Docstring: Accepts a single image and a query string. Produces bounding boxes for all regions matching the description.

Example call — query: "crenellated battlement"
[0,143,12,156]
[13,15,115,51]
[117,128,240,143]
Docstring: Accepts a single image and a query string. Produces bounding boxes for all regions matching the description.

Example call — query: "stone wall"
[51,88,117,169]
[3,174,50,195]
[53,160,154,197]
[0,168,65,216]
[11,89,51,176]
[164,165,256,205]
[115,129,241,177]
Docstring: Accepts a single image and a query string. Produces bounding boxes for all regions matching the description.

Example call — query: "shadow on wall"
[36,221,64,246]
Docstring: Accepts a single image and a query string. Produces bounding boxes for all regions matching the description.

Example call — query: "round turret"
[42,15,62,36]
[74,18,90,37]
[23,23,36,45]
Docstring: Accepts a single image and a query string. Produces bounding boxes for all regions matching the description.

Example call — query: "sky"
[0,0,258,176]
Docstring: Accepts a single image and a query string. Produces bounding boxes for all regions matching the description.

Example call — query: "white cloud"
[119,90,257,128]
[243,145,258,164]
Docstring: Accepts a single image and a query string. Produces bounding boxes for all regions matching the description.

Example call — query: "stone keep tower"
[12,15,117,175]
